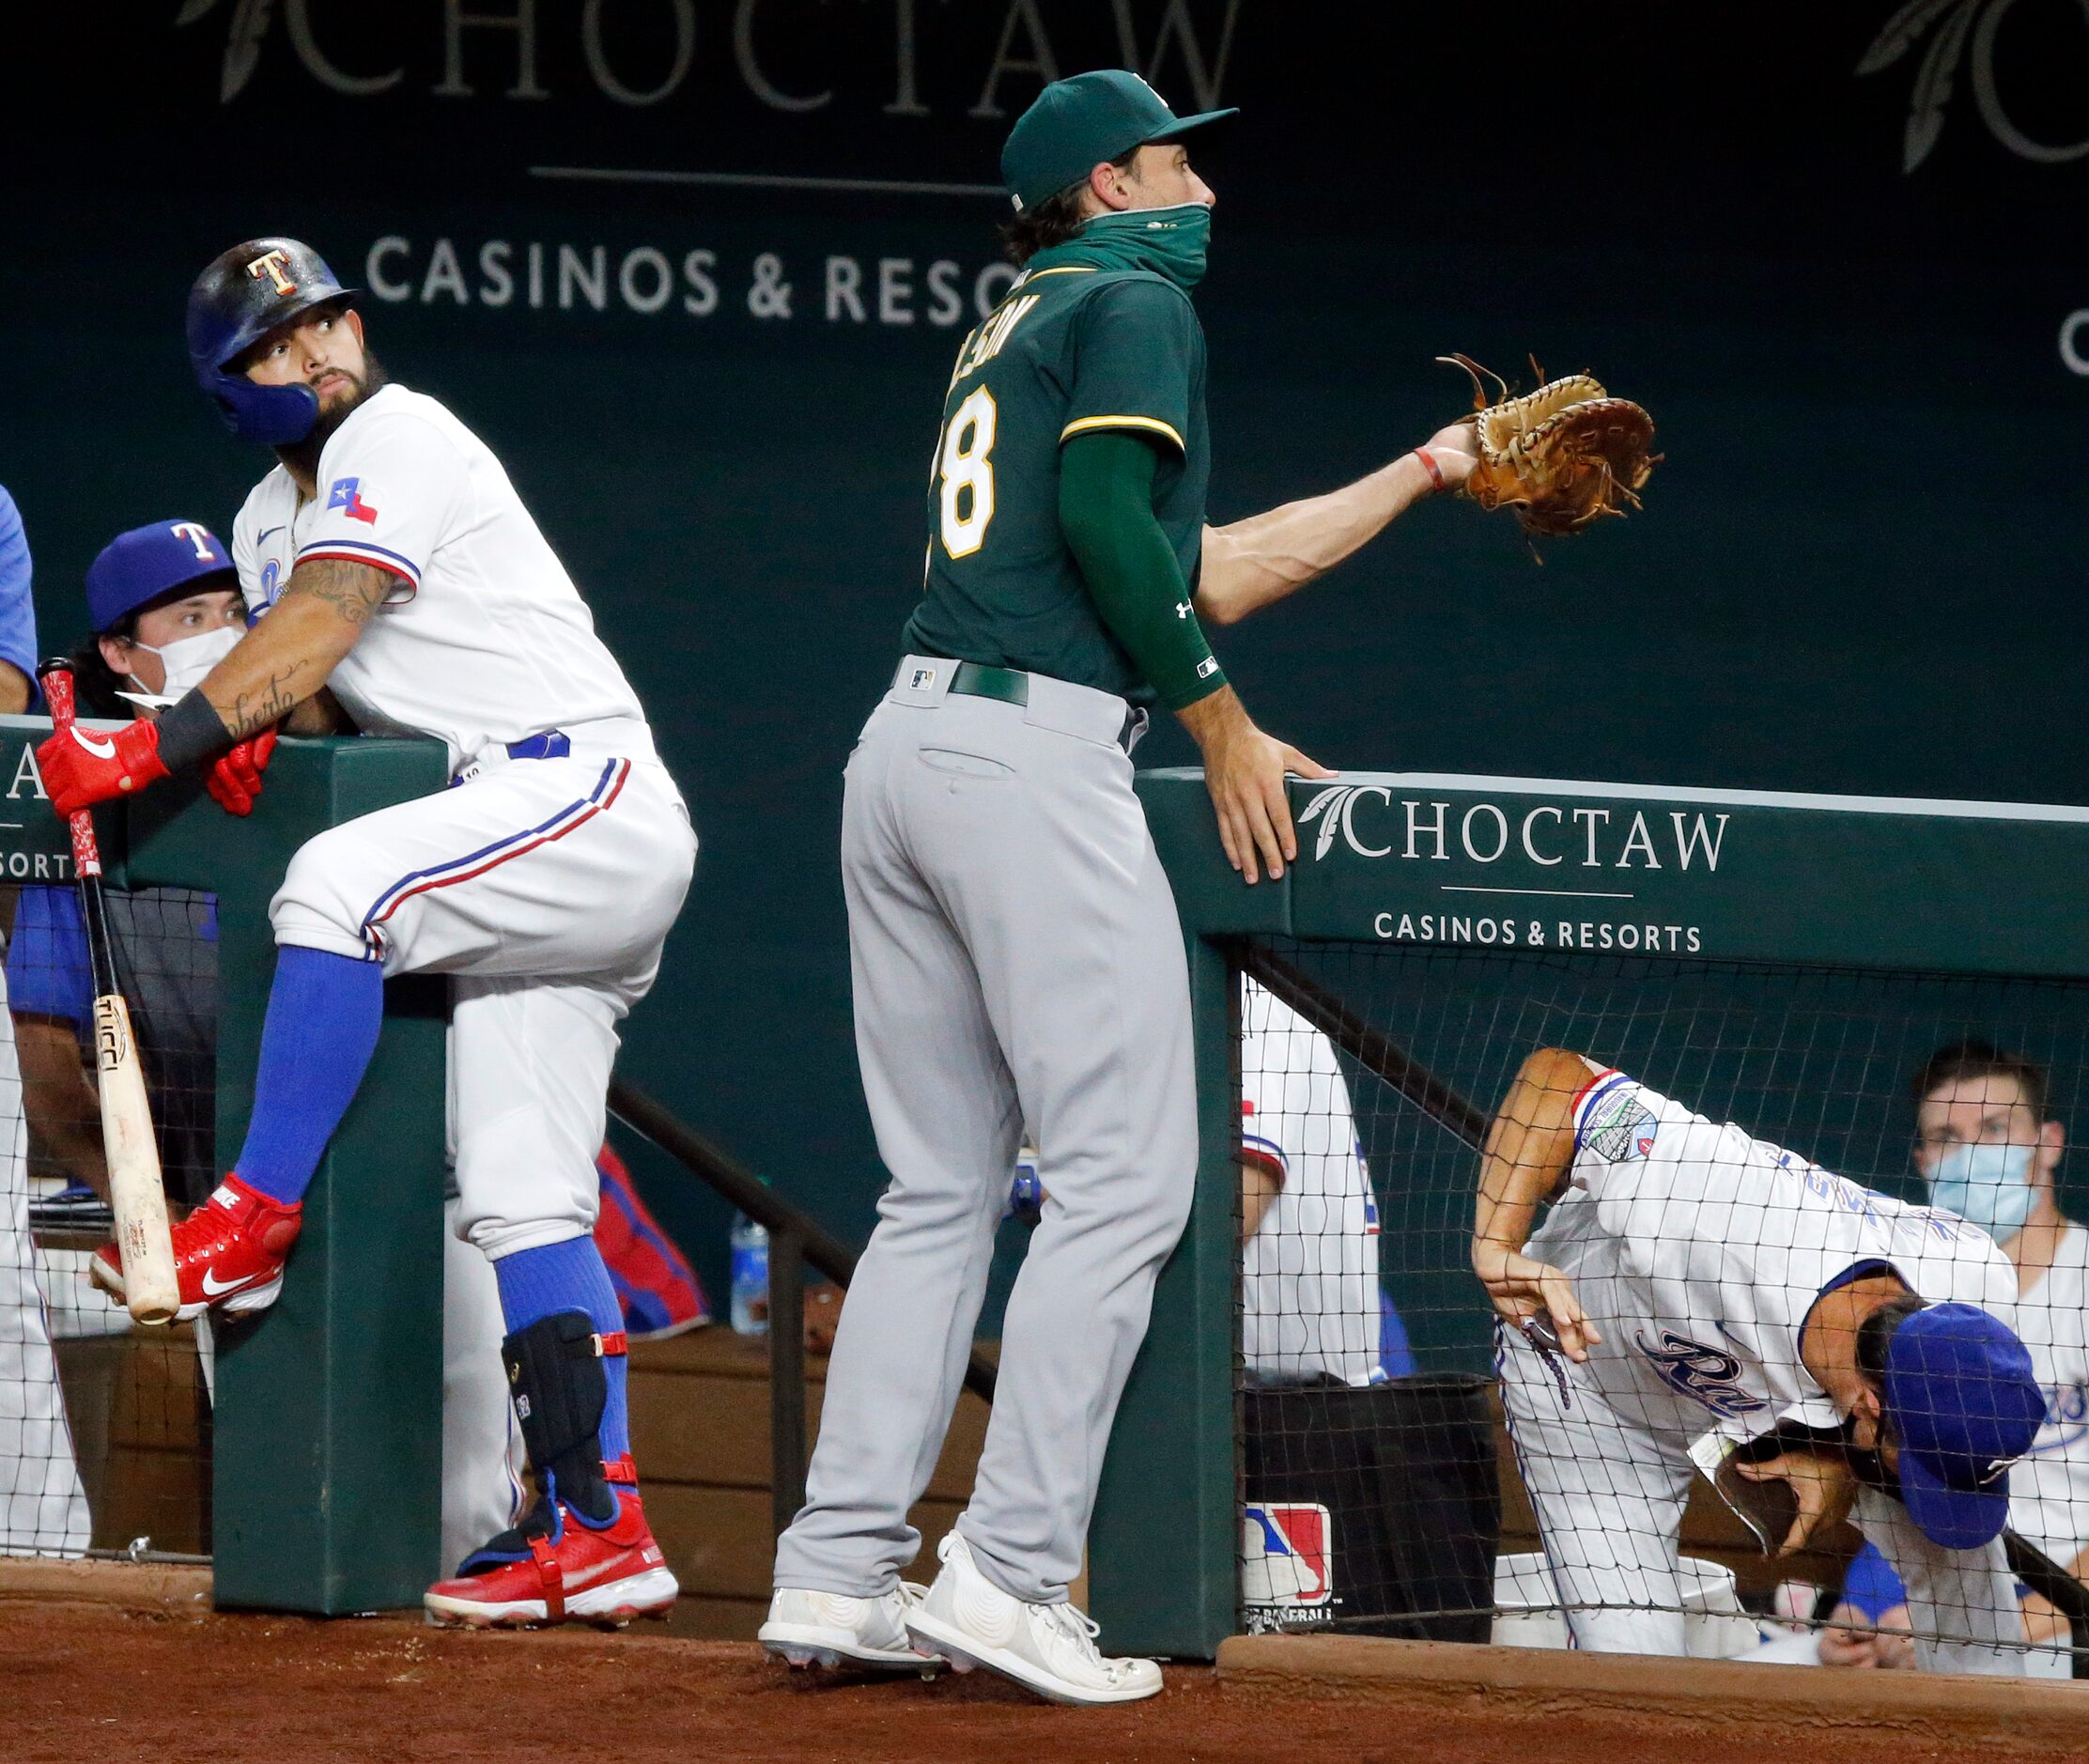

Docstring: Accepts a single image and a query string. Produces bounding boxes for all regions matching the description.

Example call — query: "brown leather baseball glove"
[1440,354,1660,540]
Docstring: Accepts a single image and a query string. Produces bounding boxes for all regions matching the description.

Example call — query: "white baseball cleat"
[904,1532,1162,1707]
[760,1581,943,1673]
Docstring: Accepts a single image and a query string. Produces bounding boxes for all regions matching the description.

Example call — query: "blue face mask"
[1927,1142,2036,1241]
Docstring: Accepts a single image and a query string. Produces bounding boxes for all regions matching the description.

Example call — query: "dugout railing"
[1090,767,2089,1667]
[605,1075,998,1540]
[0,715,448,1610]
[1,705,989,1606]
[50,731,1494,1626]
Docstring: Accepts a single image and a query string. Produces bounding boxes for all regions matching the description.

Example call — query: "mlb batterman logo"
[1241,1502,1336,1630]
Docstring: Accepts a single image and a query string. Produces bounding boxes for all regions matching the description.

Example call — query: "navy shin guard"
[456,1311,634,1577]
[506,1309,621,1525]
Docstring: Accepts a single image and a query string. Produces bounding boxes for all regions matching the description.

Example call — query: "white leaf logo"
[1856,0,2089,174]
[1858,0,1981,171]
[1296,784,1352,861]
[1858,0,1967,75]
[172,0,278,103]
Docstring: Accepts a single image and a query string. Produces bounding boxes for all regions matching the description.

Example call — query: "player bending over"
[1476,1048,2045,1674]
[38,239,695,1627]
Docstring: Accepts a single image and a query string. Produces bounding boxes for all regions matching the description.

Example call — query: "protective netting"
[2,883,215,1559]
[1232,940,2089,1677]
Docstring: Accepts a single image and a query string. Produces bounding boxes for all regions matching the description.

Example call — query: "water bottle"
[730,1212,770,1336]
[1007,1142,1044,1224]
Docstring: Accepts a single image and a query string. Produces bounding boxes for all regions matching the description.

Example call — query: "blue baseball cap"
[1882,1302,2045,1549]
[1001,70,1236,213]
[85,520,237,634]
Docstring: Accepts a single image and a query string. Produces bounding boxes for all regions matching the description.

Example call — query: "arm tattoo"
[282,556,394,627]
[193,558,387,746]
[225,668,302,741]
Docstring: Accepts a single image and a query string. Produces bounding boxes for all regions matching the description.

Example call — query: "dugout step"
[626,1328,993,1640]
[1215,1633,2089,1755]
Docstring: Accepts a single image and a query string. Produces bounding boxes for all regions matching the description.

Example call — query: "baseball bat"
[38,659,178,1325]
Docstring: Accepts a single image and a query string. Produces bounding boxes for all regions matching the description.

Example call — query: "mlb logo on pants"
[1241,1502,1335,1626]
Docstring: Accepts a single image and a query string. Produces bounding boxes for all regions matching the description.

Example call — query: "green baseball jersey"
[903,265,1210,704]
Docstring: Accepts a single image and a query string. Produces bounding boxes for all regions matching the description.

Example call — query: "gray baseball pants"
[772,659,1198,1606]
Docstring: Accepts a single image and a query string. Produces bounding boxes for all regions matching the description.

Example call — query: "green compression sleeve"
[1059,431,1225,712]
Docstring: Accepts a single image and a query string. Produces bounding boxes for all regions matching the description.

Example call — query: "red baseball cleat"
[424,1465,677,1630]
[90,1173,302,1322]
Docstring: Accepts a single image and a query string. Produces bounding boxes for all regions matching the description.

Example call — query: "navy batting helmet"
[186,238,360,445]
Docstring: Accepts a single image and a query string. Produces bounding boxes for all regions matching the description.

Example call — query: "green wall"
[2,5,2084,1298]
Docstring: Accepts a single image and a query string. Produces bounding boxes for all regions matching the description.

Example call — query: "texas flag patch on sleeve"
[326,476,379,525]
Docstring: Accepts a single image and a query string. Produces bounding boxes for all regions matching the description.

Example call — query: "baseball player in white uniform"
[39,238,694,1626]
[14,518,520,1570]
[1240,979,1383,1388]
[0,1020,89,1555]
[0,490,90,1555]
[1816,1040,2089,1671]
[1477,1046,2046,1674]
[1909,1043,2089,1592]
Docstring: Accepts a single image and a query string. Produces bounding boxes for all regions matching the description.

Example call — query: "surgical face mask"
[1927,1141,2036,1241]
[117,624,242,710]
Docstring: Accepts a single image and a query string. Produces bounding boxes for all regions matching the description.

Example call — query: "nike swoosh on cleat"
[563,1551,640,1591]
[199,1267,254,1297]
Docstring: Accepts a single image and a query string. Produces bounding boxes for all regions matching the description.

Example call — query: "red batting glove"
[37,720,170,818]
[205,727,279,817]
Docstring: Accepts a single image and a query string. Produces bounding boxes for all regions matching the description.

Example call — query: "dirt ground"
[3,1599,2069,1764]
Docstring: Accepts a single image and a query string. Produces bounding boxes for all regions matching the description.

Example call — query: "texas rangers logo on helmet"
[1241,1502,1336,1630]
[245,248,298,297]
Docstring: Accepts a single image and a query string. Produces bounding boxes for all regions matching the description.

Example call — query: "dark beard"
[276,348,390,485]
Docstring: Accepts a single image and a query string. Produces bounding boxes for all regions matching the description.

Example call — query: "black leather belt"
[948,660,1029,706]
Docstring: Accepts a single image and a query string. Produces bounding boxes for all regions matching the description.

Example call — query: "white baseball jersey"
[1239,980,1383,1387]
[2006,1222,2089,1569]
[230,383,652,772]
[1530,1068,2019,1440]
[0,974,90,1553]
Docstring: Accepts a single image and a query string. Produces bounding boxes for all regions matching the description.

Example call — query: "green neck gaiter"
[1027,203,1212,292]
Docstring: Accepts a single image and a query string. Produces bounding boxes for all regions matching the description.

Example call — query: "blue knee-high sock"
[494,1237,632,1476]
[233,948,386,1205]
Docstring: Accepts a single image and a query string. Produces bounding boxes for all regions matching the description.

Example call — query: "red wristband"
[1414,447,1446,494]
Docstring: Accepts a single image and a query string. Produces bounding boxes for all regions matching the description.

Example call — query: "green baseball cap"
[1001,70,1237,212]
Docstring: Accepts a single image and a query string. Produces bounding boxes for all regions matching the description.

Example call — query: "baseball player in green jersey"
[763,70,1478,1704]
